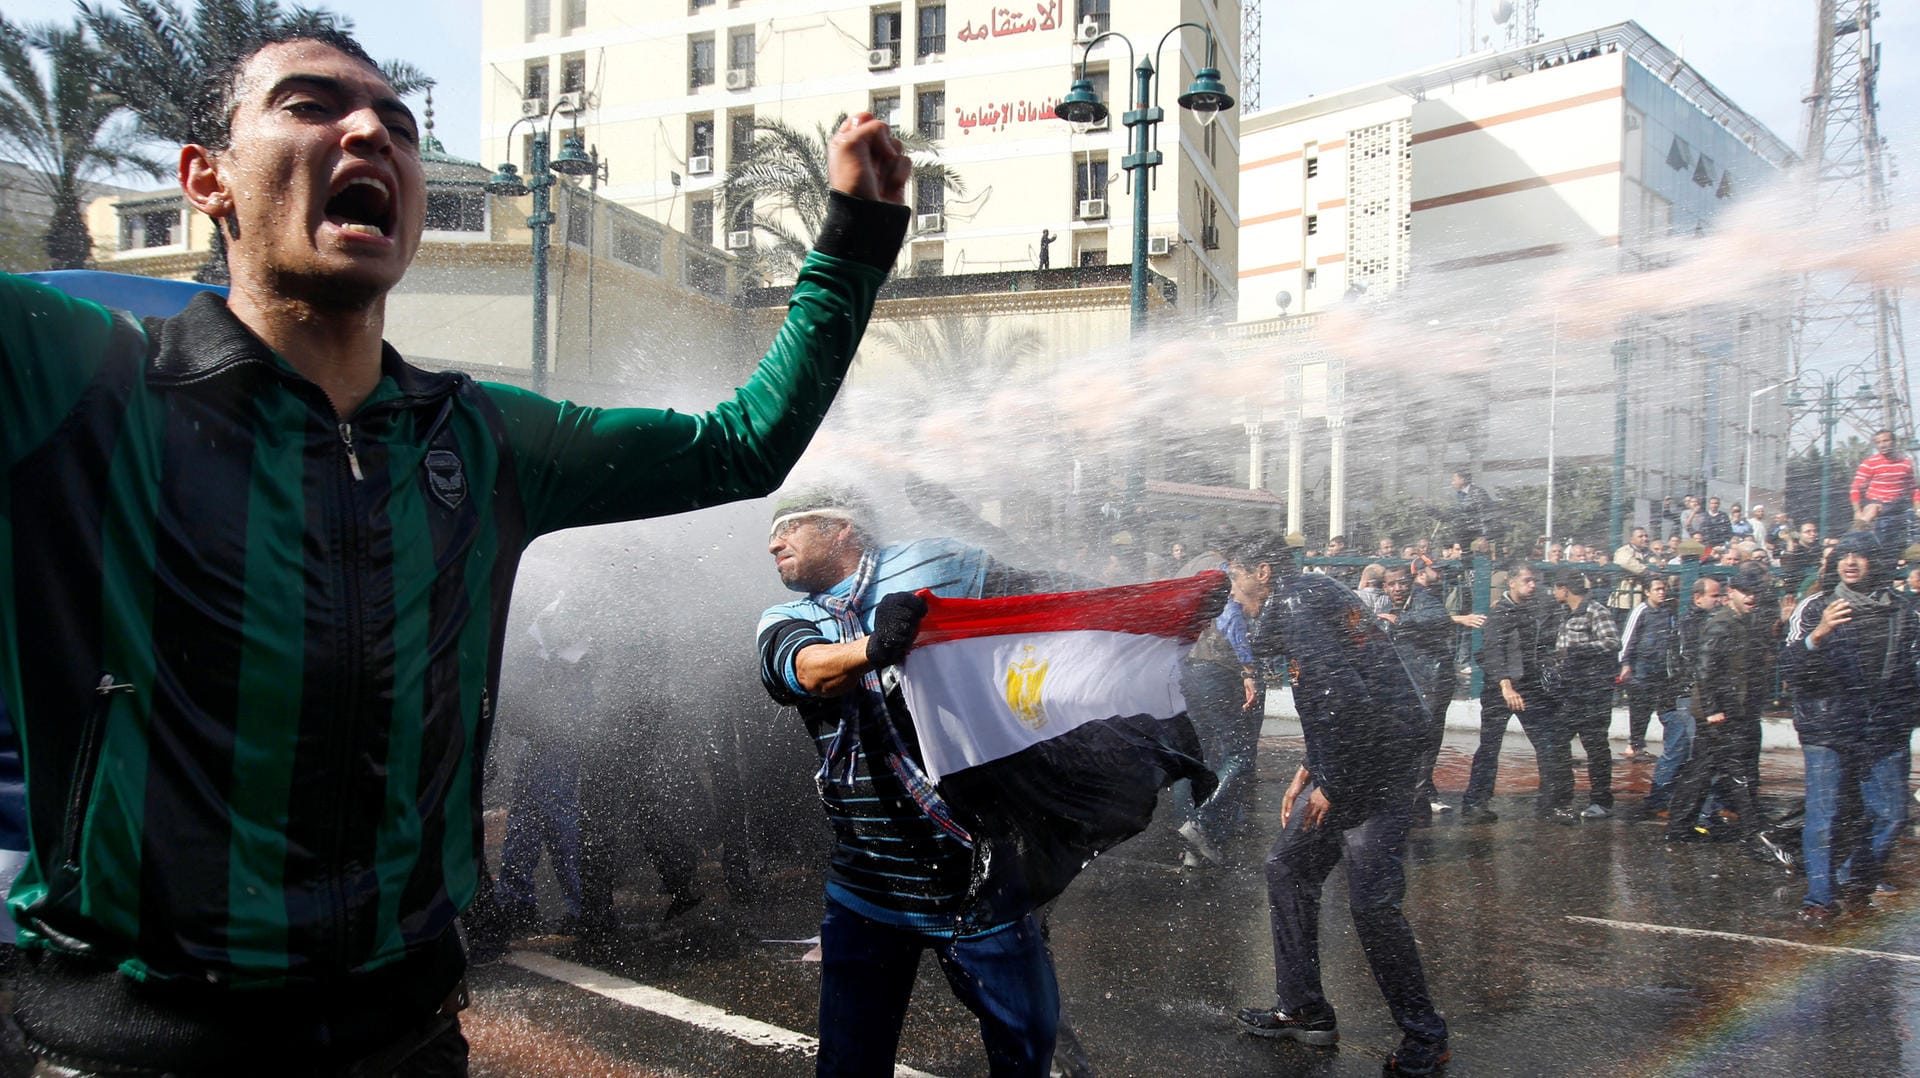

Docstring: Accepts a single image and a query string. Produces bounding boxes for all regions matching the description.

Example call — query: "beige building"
[480,0,1242,322]
[1227,22,1798,544]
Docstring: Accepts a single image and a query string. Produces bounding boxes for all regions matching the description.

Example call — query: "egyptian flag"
[895,571,1229,929]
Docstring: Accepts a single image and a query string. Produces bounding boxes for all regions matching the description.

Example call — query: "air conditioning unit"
[688,155,713,176]
[725,229,753,250]
[867,46,896,70]
[519,96,547,118]
[1085,113,1109,131]
[915,212,943,233]
[1077,198,1106,220]
[552,91,585,115]
[1077,18,1102,43]
[724,67,752,90]
[1147,235,1171,256]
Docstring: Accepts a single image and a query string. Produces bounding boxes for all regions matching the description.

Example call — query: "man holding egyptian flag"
[757,485,1222,1078]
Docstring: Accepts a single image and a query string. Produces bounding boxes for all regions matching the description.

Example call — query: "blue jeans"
[1646,704,1695,807]
[1180,663,1264,841]
[1802,743,1911,908]
[496,738,585,919]
[816,899,1058,1077]
[1871,504,1916,551]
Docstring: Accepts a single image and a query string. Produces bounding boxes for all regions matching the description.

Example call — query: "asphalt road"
[465,722,1920,1077]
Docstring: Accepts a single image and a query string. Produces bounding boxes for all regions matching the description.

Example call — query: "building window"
[524,60,549,107]
[871,8,902,49]
[911,241,943,275]
[917,4,945,57]
[424,190,485,232]
[729,110,755,159]
[561,53,586,95]
[612,221,664,272]
[686,249,728,298]
[1305,267,1318,289]
[1202,120,1216,164]
[1078,246,1106,267]
[729,196,754,233]
[691,116,714,158]
[729,30,755,79]
[1306,214,1318,236]
[118,205,179,249]
[914,174,943,216]
[1075,0,1109,33]
[526,0,549,36]
[690,0,713,9]
[563,0,585,31]
[1305,156,1319,178]
[689,37,715,89]
[1074,154,1109,207]
[689,197,714,244]
[872,93,900,127]
[916,87,943,138]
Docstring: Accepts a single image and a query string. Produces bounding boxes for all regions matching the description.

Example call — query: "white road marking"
[1566,915,1920,964]
[507,949,943,1078]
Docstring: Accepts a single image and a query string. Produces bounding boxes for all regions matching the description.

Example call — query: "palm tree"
[867,313,1045,401]
[0,16,163,269]
[79,0,435,281]
[721,114,964,279]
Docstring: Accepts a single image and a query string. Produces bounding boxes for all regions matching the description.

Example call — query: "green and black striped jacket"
[0,194,904,988]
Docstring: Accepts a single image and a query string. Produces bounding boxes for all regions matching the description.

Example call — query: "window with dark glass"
[526,0,549,36]
[562,54,586,95]
[729,30,755,76]
[729,197,754,233]
[1074,155,1109,205]
[524,60,549,106]
[689,37,715,89]
[1078,247,1106,267]
[1075,0,1109,32]
[1305,267,1319,289]
[690,0,713,9]
[729,111,755,158]
[914,174,943,215]
[691,117,714,157]
[1306,156,1319,178]
[916,88,943,138]
[872,93,900,127]
[689,197,713,244]
[563,0,585,31]
[1306,214,1318,236]
[425,191,485,232]
[871,9,902,48]
[917,5,945,57]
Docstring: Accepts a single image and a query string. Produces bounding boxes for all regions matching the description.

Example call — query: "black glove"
[866,592,928,668]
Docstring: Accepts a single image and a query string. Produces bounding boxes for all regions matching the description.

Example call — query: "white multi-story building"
[480,0,1242,321]
[1229,22,1798,542]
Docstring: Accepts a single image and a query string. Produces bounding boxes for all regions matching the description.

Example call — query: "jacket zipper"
[338,422,365,481]
[62,674,132,870]
[325,418,371,967]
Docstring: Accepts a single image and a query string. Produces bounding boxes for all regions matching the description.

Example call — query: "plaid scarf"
[817,548,972,844]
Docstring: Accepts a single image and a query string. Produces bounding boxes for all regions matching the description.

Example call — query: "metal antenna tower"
[1239,0,1260,113]
[1794,0,1910,440]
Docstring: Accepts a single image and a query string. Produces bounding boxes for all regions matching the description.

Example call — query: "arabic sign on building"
[955,97,1061,134]
[955,0,1067,45]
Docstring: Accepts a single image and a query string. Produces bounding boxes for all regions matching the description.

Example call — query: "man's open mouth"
[325,175,394,238]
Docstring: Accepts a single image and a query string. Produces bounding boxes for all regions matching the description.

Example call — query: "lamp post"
[1743,380,1786,515]
[1782,365,1879,537]
[1055,24,1232,337]
[485,105,604,396]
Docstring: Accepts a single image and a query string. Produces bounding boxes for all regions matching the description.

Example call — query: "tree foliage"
[0,16,163,268]
[720,113,963,279]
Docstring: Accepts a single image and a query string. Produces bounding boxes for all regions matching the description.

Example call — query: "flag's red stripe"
[911,572,1230,645]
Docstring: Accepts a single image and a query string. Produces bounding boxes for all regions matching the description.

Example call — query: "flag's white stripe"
[900,629,1189,782]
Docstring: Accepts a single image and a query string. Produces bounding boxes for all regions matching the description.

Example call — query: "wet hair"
[1227,533,1294,573]
[1554,570,1589,595]
[193,25,383,151]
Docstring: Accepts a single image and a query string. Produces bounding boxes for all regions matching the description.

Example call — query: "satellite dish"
[1493,1,1514,24]
[1276,290,1293,312]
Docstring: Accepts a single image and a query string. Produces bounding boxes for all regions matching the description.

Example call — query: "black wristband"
[813,190,911,271]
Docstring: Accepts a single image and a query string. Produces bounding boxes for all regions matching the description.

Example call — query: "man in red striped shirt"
[1850,429,1920,550]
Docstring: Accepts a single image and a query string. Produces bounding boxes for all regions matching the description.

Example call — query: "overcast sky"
[6,0,1915,204]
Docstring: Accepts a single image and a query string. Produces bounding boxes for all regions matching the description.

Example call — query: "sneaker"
[1233,1006,1338,1045]
[1540,806,1579,825]
[1427,800,1455,815]
[1579,803,1613,820]
[1180,850,1204,869]
[1797,903,1839,925]
[1458,804,1498,825]
[1386,1034,1451,1074]
[1744,830,1795,871]
[1875,881,1902,897]
[1664,825,1712,844]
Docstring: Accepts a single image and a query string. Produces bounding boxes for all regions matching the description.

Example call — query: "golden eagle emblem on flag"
[1004,645,1051,730]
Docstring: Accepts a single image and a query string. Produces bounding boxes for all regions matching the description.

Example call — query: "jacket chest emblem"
[425,449,467,510]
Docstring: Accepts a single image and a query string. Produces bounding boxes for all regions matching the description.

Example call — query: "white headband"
[768,508,858,538]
